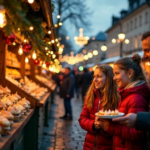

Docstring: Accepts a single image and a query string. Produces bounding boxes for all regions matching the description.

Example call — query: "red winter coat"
[79,90,113,150]
[107,84,150,150]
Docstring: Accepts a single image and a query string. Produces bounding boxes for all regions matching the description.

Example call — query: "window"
[127,23,129,32]
[135,18,137,28]
[95,44,98,48]
[139,34,142,48]
[134,36,138,49]
[133,2,137,9]
[140,0,146,5]
[130,20,133,30]
[145,12,148,24]
[139,15,142,26]
[130,37,132,50]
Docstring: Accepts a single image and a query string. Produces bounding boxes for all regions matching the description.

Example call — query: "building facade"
[78,32,107,67]
[106,0,150,58]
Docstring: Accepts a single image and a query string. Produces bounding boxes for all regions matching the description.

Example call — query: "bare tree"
[54,0,91,37]
[59,30,73,55]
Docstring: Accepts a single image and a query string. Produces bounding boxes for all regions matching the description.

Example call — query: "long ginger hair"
[85,64,119,110]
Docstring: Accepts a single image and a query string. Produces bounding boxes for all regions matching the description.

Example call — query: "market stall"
[0,0,58,149]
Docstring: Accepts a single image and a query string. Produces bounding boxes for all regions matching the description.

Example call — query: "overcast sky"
[85,0,128,36]
[54,0,129,52]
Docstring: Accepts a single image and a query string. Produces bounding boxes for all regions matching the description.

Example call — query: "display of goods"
[23,43,32,52]
[35,75,54,88]
[2,32,15,45]
[6,76,48,100]
[6,68,21,78]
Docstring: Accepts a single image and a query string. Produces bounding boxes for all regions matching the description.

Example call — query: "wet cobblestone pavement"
[40,94,86,150]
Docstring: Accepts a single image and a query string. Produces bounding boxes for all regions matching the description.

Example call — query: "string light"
[46,53,49,56]
[29,26,34,31]
[52,54,56,59]
[42,63,46,68]
[12,42,16,46]
[18,28,20,31]
[48,30,51,34]
[24,39,27,43]
[0,6,7,28]
[51,40,54,43]
[59,22,62,26]
[55,39,58,42]
[66,36,70,40]
[57,15,61,19]
[101,45,107,51]
[57,43,60,46]
[54,59,58,63]
[48,41,51,44]
[54,24,58,28]
[112,38,116,43]
[25,57,29,63]
[32,51,37,60]
[50,51,53,54]
[45,47,48,50]
[27,0,34,4]
[93,50,98,55]
[84,55,88,60]
[88,52,93,58]
[125,39,130,44]
[18,45,23,55]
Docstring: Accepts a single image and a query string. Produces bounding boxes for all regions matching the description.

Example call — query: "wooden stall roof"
[0,109,34,150]
[39,0,58,52]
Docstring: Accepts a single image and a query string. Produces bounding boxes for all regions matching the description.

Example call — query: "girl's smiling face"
[93,68,106,90]
[113,65,132,88]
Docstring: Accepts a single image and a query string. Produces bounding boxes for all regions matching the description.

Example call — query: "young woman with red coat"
[98,54,150,150]
[78,65,119,150]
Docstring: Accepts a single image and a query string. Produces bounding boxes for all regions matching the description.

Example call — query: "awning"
[98,51,144,64]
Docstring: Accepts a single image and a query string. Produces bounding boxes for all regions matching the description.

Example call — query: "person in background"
[78,68,92,103]
[98,54,150,150]
[112,31,150,131]
[79,64,119,150]
[59,67,75,120]
[74,70,80,99]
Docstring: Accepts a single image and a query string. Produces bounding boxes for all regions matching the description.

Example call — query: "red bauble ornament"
[33,59,40,65]
[3,32,15,45]
[46,62,50,67]
[23,43,32,52]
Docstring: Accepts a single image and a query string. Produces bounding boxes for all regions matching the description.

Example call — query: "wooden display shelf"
[31,78,53,92]
[6,60,21,69]
[25,71,31,76]
[25,64,31,70]
[0,78,51,108]
[37,92,50,107]
[0,109,34,150]
[7,76,22,80]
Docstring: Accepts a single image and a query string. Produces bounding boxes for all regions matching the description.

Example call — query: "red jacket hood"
[118,83,150,102]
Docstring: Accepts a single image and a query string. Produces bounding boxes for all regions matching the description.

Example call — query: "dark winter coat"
[78,72,92,93]
[59,73,75,98]
[136,112,150,131]
[79,90,113,150]
[107,84,150,150]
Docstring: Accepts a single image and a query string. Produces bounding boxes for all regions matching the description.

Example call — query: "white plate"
[95,112,124,119]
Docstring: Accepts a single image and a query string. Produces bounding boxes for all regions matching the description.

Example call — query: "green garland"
[0,0,55,62]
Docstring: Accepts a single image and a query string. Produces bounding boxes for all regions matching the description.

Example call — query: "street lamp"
[118,33,125,57]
